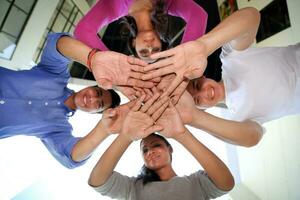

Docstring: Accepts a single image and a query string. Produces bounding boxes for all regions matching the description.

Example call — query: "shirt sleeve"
[168,0,207,43]
[93,171,135,199]
[38,33,72,75]
[74,0,130,50]
[40,130,88,169]
[189,170,228,199]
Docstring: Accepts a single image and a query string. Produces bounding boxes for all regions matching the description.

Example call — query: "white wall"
[0,0,59,70]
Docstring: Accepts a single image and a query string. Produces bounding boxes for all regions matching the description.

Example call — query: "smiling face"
[187,77,225,109]
[74,86,112,113]
[140,134,172,171]
[133,30,162,63]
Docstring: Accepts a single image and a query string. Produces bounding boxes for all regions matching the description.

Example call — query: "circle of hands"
[93,40,207,140]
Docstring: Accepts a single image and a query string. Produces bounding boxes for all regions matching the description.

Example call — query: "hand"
[121,95,169,141]
[115,86,139,100]
[91,51,155,89]
[101,101,134,134]
[156,102,185,139]
[141,41,208,96]
[157,74,189,105]
[175,91,196,124]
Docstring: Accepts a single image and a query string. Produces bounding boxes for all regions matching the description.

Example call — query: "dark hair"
[108,89,121,108]
[136,133,172,185]
[93,86,121,114]
[119,0,171,56]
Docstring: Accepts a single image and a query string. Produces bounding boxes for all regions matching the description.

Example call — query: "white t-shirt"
[220,43,300,124]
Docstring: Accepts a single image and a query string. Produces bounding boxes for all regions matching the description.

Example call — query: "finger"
[151,100,170,121]
[127,78,154,88]
[150,76,161,83]
[140,93,160,113]
[144,125,163,135]
[131,95,146,111]
[170,80,189,105]
[130,64,146,72]
[151,86,160,95]
[149,49,175,60]
[143,58,173,72]
[142,67,174,80]
[146,96,169,116]
[144,88,153,97]
[98,78,113,89]
[161,75,183,98]
[129,71,144,80]
[127,56,148,67]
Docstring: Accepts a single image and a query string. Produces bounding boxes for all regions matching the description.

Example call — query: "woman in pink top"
[74,0,207,63]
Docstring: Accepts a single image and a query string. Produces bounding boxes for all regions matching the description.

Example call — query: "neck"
[129,4,153,32]
[156,165,177,181]
[64,93,77,110]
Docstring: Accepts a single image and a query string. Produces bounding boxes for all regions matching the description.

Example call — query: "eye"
[152,143,161,148]
[152,47,161,53]
[143,148,148,154]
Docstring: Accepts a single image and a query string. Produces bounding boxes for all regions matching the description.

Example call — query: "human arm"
[74,0,128,50]
[168,0,207,42]
[189,109,263,147]
[156,103,234,191]
[175,91,263,147]
[141,7,261,96]
[56,35,155,91]
[89,95,166,187]
[70,102,133,162]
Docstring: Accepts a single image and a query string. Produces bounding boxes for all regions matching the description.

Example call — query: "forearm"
[190,109,263,147]
[71,121,109,162]
[175,128,234,191]
[89,134,132,187]
[57,35,91,67]
[197,7,260,55]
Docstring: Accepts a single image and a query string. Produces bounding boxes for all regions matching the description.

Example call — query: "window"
[0,0,37,60]
[34,0,83,63]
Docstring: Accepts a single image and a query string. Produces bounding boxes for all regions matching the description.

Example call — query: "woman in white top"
[137,7,300,147]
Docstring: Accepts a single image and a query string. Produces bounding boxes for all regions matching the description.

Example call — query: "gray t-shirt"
[93,170,228,200]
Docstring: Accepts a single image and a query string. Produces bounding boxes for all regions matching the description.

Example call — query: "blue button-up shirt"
[0,33,87,168]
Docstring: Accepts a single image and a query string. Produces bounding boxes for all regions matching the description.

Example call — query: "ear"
[132,38,136,47]
[168,146,173,154]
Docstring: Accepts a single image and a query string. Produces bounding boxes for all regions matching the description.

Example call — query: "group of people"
[1,0,299,199]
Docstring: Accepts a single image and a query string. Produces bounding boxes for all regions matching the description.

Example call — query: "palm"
[101,102,134,134]
[122,111,154,141]
[91,51,152,89]
[156,105,185,138]
[175,91,196,124]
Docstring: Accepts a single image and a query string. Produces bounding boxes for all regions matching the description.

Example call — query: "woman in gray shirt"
[88,94,234,200]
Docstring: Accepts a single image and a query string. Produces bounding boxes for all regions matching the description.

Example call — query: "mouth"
[211,87,215,100]
[141,57,158,64]
[83,95,87,106]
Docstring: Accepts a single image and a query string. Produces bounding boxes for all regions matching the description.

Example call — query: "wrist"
[98,120,111,136]
[173,128,189,142]
[87,48,99,71]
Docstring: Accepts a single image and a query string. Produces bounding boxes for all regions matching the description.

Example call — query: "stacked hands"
[91,40,207,139]
[90,40,208,103]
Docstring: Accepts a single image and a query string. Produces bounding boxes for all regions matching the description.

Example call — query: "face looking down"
[187,77,225,109]
[74,86,112,113]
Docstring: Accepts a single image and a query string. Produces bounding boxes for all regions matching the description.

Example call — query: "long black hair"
[119,0,171,56]
[136,133,173,185]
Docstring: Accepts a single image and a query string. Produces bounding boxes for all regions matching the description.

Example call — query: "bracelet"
[87,48,99,71]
